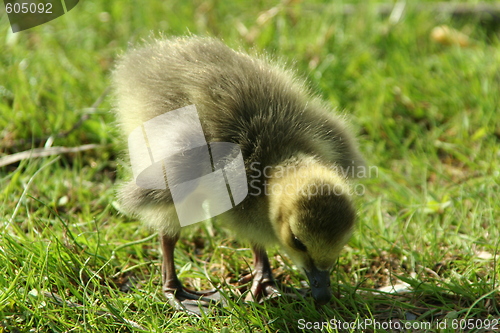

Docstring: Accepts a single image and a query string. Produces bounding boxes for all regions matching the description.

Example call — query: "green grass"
[1,0,499,332]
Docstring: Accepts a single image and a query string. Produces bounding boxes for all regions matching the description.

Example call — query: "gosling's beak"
[305,266,332,305]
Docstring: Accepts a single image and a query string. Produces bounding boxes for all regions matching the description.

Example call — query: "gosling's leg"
[244,246,282,301]
[160,233,220,314]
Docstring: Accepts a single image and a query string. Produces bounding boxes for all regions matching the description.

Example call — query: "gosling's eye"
[292,236,307,252]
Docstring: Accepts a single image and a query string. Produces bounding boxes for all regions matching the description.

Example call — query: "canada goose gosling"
[112,37,364,313]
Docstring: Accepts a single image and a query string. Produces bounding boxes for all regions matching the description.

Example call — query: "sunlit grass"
[1,0,499,332]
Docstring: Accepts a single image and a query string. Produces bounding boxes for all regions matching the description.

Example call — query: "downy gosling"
[112,37,364,313]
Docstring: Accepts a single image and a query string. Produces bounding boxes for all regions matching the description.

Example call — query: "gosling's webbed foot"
[164,287,222,315]
[245,273,281,302]
[243,246,306,303]
[244,273,307,302]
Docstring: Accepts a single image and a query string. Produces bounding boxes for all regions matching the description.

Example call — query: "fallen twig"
[304,2,500,21]
[0,144,102,168]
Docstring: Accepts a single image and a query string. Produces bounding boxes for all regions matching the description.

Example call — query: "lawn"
[1,1,499,332]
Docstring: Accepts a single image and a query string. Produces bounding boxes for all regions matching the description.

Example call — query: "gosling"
[112,37,364,313]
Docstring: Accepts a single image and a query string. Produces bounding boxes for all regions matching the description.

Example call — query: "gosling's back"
[114,37,362,166]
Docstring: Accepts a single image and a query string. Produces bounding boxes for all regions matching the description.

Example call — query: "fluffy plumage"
[113,36,364,310]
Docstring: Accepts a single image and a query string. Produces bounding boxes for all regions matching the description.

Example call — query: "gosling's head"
[268,161,356,304]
